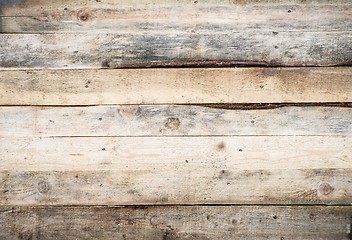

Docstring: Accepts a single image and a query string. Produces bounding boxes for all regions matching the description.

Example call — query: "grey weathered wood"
[1,106,352,137]
[0,206,351,239]
[1,136,351,205]
[0,1,351,68]
[1,68,351,105]
[0,31,350,68]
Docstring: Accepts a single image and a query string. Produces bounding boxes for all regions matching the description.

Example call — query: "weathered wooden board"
[1,68,351,105]
[1,3,351,33]
[1,136,351,205]
[2,136,351,171]
[1,168,351,205]
[1,206,351,239]
[0,32,350,68]
[0,1,351,67]
[1,106,352,137]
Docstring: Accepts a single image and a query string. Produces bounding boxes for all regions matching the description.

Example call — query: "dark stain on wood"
[0,0,25,7]
[217,170,232,179]
[216,141,226,151]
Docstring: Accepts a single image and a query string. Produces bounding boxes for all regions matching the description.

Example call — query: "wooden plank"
[0,31,350,68]
[1,169,351,205]
[1,3,351,34]
[1,136,351,171]
[1,1,351,68]
[0,206,351,239]
[1,68,351,105]
[1,106,352,137]
[1,0,351,68]
[0,136,351,205]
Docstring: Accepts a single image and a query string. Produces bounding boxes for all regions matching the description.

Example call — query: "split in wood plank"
[1,206,351,239]
[1,106,352,137]
[0,67,351,105]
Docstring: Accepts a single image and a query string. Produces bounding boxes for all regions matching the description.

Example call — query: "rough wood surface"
[2,3,351,33]
[1,136,351,205]
[0,1,351,67]
[1,168,351,206]
[1,206,351,239]
[1,67,351,105]
[0,32,350,69]
[2,136,351,171]
[1,106,352,137]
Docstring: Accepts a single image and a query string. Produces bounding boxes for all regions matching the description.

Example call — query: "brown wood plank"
[1,3,351,33]
[1,136,351,205]
[1,169,351,206]
[0,68,351,105]
[0,206,351,239]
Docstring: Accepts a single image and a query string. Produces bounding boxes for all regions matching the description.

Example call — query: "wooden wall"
[0,0,352,239]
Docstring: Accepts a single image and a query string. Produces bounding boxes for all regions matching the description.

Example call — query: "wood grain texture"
[1,67,351,105]
[2,3,351,33]
[1,106,352,137]
[1,168,351,205]
[0,1,351,68]
[2,136,351,171]
[1,136,351,205]
[0,32,350,68]
[1,206,351,239]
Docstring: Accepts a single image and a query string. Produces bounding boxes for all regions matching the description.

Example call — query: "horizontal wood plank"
[1,206,351,239]
[1,68,351,105]
[1,136,351,205]
[2,3,351,33]
[1,136,351,171]
[1,106,352,137]
[1,169,351,205]
[0,1,351,67]
[0,32,350,68]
